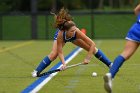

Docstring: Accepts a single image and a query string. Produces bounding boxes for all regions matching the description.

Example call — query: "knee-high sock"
[36,56,51,73]
[109,55,125,78]
[94,49,112,67]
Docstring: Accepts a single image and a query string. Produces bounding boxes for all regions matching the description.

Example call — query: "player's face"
[67,26,77,37]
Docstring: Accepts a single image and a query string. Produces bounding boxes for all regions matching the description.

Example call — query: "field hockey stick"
[38,62,84,77]
[65,62,83,69]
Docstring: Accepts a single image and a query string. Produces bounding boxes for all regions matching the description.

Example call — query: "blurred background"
[0,0,140,40]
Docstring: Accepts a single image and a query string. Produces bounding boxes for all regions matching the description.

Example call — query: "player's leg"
[110,40,139,78]
[104,40,139,93]
[32,40,58,77]
[72,39,112,67]
[32,39,65,77]
[36,41,58,72]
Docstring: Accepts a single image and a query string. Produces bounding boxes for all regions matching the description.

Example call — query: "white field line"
[0,40,34,53]
[30,48,83,93]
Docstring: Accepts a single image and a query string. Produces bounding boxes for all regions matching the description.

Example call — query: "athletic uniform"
[63,31,76,43]
[126,14,140,43]
[33,28,112,77]
[109,14,140,79]
[104,13,140,93]
[54,29,59,40]
[54,29,76,43]
[53,29,111,67]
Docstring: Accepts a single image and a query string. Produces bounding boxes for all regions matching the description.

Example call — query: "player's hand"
[61,64,66,70]
[83,59,90,65]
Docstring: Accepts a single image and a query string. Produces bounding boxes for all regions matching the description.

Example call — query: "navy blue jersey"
[53,29,76,43]
[53,29,59,40]
[125,14,140,43]
[63,31,76,43]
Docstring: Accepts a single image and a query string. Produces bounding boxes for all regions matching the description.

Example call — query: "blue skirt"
[125,22,140,43]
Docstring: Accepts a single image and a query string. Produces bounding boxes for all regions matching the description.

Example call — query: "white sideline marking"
[0,40,34,53]
[30,48,83,93]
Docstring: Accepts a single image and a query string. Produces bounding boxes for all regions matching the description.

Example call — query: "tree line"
[0,0,139,12]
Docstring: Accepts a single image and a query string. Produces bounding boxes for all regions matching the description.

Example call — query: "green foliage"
[0,0,140,12]
[37,0,53,10]
[0,0,12,12]
[0,0,30,12]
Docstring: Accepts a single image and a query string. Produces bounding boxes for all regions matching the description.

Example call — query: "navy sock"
[95,49,112,67]
[110,55,125,78]
[36,56,52,73]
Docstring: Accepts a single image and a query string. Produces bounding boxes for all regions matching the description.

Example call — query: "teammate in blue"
[104,4,140,93]
[32,8,112,77]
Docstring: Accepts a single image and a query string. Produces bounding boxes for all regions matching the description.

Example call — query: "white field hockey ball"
[92,72,97,77]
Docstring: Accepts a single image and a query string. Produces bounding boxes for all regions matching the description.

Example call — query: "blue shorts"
[54,29,60,40]
[125,22,140,43]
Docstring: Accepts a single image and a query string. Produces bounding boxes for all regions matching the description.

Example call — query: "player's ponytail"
[53,7,75,30]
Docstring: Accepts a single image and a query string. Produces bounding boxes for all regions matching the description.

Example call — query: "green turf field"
[0,40,140,93]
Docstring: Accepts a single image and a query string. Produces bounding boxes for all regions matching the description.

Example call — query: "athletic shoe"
[104,73,112,93]
[31,70,39,77]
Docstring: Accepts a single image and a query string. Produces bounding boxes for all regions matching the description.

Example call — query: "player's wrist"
[62,63,66,65]
[84,58,90,63]
[85,56,91,62]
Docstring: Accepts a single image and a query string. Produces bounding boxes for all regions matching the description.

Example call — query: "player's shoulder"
[76,28,86,37]
[57,30,64,39]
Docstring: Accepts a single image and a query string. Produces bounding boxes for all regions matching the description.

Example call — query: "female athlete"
[32,8,112,77]
[104,4,140,93]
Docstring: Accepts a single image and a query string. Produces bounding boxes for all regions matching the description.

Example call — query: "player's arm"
[57,31,66,68]
[134,4,140,15]
[76,28,95,64]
